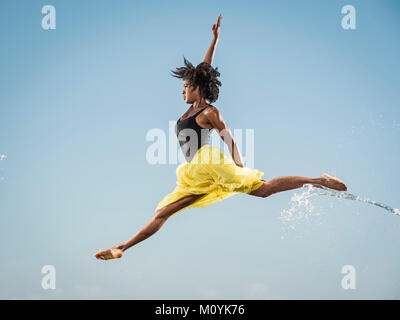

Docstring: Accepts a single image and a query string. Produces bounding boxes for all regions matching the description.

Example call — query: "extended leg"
[249,173,347,198]
[94,193,206,260]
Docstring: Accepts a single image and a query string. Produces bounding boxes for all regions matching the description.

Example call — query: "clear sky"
[0,0,399,299]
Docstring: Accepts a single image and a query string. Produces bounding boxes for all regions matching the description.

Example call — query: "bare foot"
[94,244,125,260]
[317,173,348,191]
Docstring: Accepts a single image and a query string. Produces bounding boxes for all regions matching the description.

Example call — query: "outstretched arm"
[202,14,222,66]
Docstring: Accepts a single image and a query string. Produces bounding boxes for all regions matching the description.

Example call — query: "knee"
[260,182,275,198]
[154,208,171,220]
[262,189,276,198]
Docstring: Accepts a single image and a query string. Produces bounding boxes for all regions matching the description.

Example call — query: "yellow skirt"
[156,144,265,218]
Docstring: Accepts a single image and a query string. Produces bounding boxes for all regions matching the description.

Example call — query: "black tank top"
[175,106,212,162]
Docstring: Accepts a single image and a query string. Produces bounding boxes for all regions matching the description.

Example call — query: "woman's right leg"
[94,193,206,260]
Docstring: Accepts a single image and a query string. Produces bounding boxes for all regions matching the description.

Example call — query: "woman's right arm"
[202,14,222,66]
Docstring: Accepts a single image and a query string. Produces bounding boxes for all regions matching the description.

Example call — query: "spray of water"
[280,183,400,233]
[309,184,399,215]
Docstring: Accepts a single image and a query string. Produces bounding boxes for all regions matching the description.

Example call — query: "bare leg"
[249,173,347,198]
[94,193,206,260]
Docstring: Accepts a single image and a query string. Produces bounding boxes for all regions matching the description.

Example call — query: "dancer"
[94,14,347,260]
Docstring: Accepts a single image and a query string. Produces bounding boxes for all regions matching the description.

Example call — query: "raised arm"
[202,14,222,66]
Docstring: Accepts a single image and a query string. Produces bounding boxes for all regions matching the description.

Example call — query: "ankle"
[311,177,324,186]
[122,243,129,251]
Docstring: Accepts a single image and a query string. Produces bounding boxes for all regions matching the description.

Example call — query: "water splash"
[280,184,400,233]
[309,184,399,215]
[280,184,319,224]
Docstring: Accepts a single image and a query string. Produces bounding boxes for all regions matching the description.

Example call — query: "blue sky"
[0,0,399,299]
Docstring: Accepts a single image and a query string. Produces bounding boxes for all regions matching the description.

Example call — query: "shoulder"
[205,104,220,117]
[204,105,225,125]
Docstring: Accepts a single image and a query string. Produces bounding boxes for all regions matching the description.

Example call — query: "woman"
[94,14,347,260]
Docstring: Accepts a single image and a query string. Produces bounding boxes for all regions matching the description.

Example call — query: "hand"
[212,14,222,39]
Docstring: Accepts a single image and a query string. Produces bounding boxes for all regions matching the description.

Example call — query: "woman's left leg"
[248,173,347,198]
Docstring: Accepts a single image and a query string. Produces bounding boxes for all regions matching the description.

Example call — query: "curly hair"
[171,56,222,103]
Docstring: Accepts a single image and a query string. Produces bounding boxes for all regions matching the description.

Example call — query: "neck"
[192,98,207,109]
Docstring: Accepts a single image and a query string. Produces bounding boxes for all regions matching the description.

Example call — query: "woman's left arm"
[205,106,245,168]
[202,14,222,66]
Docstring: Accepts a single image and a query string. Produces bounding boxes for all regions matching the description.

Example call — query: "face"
[182,79,200,104]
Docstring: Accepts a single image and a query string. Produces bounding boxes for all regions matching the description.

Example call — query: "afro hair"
[171,56,222,103]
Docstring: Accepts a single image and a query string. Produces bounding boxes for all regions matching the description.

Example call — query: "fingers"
[212,14,222,35]
[216,13,222,27]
